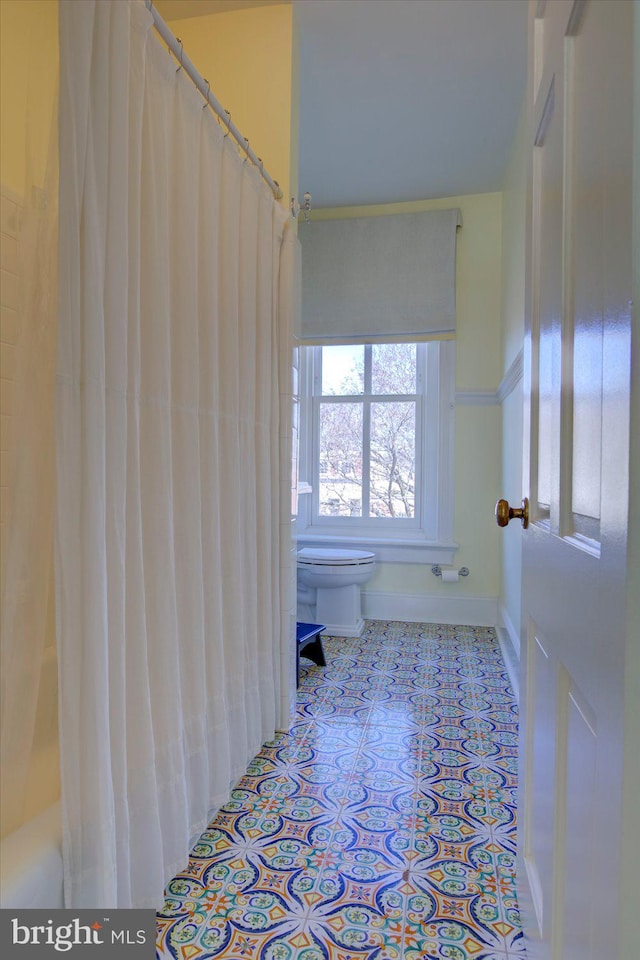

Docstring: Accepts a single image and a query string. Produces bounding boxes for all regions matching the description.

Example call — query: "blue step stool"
[296,621,326,686]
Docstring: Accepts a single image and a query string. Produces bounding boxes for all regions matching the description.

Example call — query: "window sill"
[296,533,458,565]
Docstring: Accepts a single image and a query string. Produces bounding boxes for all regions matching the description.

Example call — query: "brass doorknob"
[495,497,529,529]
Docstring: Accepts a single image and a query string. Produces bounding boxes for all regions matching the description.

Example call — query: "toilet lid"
[297,547,375,566]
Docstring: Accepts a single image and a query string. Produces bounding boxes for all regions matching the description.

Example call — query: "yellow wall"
[0,0,297,201]
[500,102,527,374]
[0,0,58,198]
[167,3,297,203]
[0,0,60,840]
[309,194,504,604]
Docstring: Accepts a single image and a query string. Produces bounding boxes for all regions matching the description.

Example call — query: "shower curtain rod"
[145,0,283,200]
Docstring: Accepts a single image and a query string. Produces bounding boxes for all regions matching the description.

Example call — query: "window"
[298,340,456,563]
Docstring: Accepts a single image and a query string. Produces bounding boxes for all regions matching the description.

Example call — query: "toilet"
[296,547,376,637]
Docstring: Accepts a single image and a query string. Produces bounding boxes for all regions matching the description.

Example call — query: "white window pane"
[537,326,554,508]
[572,323,602,521]
[370,401,415,518]
[321,345,364,395]
[372,342,416,394]
[318,402,363,516]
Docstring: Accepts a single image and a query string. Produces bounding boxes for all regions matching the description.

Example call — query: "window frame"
[297,339,457,564]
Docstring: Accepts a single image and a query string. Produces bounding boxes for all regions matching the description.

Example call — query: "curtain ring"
[175,38,184,73]
[243,138,250,163]
[223,110,232,138]
[202,78,210,110]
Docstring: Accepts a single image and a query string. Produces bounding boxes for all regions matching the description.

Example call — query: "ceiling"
[156,0,528,208]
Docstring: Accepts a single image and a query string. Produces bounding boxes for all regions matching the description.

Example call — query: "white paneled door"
[517,1,633,958]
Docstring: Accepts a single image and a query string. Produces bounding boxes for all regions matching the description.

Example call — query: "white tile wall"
[0,188,22,571]
[1,185,60,832]
[0,191,21,236]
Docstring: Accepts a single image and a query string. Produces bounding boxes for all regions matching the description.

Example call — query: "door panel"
[562,684,597,960]
[566,0,612,542]
[519,2,633,958]
[523,624,556,937]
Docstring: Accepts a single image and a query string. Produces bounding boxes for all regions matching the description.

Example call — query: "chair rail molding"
[455,390,499,406]
[455,347,524,407]
[496,347,524,403]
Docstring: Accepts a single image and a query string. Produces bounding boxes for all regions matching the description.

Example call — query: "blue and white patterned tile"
[157,621,526,959]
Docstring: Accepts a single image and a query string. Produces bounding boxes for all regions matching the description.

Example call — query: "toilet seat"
[297,547,375,566]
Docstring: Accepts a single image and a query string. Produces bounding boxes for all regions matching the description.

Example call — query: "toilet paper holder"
[432,565,469,578]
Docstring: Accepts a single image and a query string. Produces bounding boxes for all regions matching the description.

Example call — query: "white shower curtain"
[56,0,295,907]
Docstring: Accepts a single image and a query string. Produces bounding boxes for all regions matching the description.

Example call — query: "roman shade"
[299,208,462,344]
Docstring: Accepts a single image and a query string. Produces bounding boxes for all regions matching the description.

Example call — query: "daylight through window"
[298,338,455,556]
[317,343,419,519]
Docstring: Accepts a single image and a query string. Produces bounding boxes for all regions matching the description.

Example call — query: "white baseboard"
[362,590,499,628]
[498,600,521,657]
[321,618,365,638]
[497,600,521,701]
[524,854,544,939]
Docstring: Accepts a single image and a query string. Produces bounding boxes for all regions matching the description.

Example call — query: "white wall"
[620,1,640,946]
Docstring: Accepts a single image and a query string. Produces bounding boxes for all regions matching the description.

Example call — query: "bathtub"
[0,802,63,907]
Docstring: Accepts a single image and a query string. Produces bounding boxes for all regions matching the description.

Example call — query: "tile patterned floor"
[156,621,526,960]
